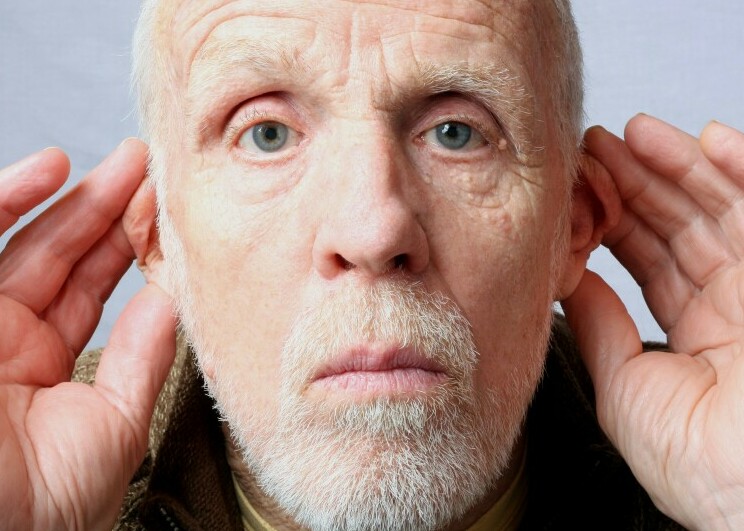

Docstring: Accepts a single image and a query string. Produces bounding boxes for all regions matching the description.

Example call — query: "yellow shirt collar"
[467,450,527,531]
[233,473,276,531]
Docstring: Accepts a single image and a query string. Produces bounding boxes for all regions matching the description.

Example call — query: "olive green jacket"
[74,318,685,530]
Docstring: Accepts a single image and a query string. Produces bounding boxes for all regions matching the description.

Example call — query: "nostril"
[335,254,355,271]
[393,254,407,270]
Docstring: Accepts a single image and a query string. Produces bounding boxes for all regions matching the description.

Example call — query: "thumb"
[94,282,177,454]
[560,269,642,401]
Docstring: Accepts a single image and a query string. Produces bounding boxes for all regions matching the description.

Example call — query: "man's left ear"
[123,181,169,293]
[555,150,622,300]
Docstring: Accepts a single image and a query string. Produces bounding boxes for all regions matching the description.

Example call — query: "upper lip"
[311,345,447,382]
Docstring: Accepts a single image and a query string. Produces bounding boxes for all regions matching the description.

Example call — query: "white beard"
[174,279,547,531]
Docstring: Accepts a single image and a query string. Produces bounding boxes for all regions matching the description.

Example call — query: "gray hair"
[537,0,585,181]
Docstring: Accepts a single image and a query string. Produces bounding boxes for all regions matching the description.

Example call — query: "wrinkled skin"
[0,3,742,531]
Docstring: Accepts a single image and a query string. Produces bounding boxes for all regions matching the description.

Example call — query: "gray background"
[1,2,743,349]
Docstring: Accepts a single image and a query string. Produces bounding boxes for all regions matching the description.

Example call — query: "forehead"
[156,0,548,160]
[160,0,541,72]
[162,0,536,31]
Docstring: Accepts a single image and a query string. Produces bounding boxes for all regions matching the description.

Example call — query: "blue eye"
[422,121,487,152]
[239,121,290,153]
[435,122,472,150]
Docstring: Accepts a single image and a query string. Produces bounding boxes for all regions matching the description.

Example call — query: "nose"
[312,132,429,281]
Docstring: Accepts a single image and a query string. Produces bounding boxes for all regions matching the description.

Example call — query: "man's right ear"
[123,181,169,293]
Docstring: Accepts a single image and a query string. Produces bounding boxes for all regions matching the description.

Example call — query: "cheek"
[470,234,553,413]
[435,193,553,316]
[433,194,557,398]
[167,167,313,409]
[466,222,553,343]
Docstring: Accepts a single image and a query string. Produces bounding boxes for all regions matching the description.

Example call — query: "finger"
[700,120,744,186]
[585,126,735,287]
[0,139,147,314]
[624,115,744,258]
[0,148,70,234]
[625,115,742,220]
[604,208,698,331]
[41,218,135,355]
[560,269,642,401]
[585,124,700,242]
[94,282,176,445]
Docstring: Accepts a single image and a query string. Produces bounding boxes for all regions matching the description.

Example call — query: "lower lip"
[312,368,447,395]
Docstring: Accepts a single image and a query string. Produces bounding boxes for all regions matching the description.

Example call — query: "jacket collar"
[136,344,243,531]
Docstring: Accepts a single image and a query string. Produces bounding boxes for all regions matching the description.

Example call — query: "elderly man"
[1,0,742,529]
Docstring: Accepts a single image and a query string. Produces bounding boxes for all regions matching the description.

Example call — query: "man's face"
[157,0,572,528]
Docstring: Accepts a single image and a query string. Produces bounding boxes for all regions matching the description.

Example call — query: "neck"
[444,434,526,531]
[225,425,301,530]
[224,423,526,531]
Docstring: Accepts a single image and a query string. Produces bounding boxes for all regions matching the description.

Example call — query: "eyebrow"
[187,36,541,160]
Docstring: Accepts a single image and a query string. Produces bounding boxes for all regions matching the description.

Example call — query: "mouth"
[308,345,449,398]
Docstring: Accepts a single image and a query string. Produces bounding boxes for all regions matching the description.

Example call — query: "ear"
[554,148,622,300]
[123,180,170,294]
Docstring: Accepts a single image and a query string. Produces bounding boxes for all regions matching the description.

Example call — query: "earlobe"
[123,180,169,292]
[555,146,622,300]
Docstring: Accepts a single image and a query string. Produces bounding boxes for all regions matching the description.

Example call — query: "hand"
[562,115,744,529]
[0,141,176,530]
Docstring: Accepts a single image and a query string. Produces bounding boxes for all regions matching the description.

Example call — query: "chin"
[221,381,525,531]
[188,279,549,530]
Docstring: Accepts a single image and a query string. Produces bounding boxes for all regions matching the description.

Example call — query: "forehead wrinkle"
[191,33,308,85]
[337,0,495,31]
[186,15,313,84]
[186,33,311,113]
[170,0,318,96]
[167,0,235,83]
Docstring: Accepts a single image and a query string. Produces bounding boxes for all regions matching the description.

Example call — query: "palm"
[610,271,744,521]
[0,143,175,530]
[564,116,744,529]
[1,378,138,529]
